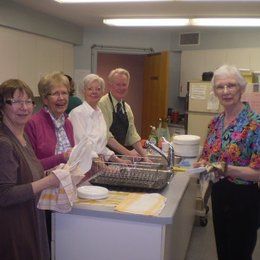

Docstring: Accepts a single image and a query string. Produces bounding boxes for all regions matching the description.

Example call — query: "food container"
[172,135,201,158]
[239,69,253,83]
[171,111,179,124]
[253,71,260,83]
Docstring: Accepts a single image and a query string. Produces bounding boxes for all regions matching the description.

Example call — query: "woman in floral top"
[195,65,260,260]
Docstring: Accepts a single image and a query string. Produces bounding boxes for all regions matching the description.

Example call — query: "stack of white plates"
[77,186,109,200]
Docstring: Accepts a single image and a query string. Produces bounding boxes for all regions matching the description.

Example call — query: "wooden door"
[142,51,169,138]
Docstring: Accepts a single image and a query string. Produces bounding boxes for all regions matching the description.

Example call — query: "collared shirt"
[98,93,140,146]
[69,101,114,160]
[47,108,71,155]
[109,95,124,113]
[200,102,260,184]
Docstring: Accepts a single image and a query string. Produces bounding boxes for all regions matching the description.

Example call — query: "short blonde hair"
[38,72,70,100]
[81,74,105,94]
[108,68,130,84]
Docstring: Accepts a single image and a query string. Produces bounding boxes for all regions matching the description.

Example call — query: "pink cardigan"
[25,108,75,170]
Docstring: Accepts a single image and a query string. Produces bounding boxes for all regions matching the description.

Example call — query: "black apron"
[108,93,129,150]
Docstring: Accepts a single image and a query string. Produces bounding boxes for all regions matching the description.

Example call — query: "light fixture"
[103,19,190,27]
[191,18,260,27]
[55,0,260,2]
[103,18,260,27]
[54,0,170,2]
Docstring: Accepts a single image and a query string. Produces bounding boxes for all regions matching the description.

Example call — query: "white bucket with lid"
[172,135,201,158]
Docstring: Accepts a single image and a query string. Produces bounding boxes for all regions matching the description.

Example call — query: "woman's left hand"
[47,173,60,188]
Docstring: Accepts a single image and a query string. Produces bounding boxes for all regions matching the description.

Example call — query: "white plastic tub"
[172,135,201,158]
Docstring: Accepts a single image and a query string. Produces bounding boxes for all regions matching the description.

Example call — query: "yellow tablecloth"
[115,193,167,216]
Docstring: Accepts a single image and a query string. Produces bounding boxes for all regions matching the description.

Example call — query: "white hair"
[81,74,105,94]
[211,65,247,90]
[108,68,130,84]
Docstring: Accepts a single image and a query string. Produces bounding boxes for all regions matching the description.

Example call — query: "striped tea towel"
[37,136,97,213]
[115,193,167,216]
[37,164,76,213]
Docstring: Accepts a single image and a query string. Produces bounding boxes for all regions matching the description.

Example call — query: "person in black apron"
[99,68,150,161]
[108,92,129,150]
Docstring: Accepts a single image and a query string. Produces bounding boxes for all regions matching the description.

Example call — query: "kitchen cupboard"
[0,26,74,95]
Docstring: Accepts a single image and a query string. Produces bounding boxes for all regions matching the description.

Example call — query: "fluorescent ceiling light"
[55,0,170,2]
[104,19,190,27]
[192,18,260,27]
[176,0,260,1]
[55,0,260,2]
[104,18,260,27]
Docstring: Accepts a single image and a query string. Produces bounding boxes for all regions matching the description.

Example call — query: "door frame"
[91,44,154,73]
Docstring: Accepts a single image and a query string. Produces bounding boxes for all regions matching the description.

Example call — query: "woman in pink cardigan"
[25,72,74,171]
[25,72,75,248]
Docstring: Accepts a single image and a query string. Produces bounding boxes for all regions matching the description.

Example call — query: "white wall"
[0,0,81,97]
[0,26,74,96]
[0,0,83,45]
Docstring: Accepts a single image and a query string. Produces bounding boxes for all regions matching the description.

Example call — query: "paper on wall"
[207,91,219,111]
[190,85,207,100]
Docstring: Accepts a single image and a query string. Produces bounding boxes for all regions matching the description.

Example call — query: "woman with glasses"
[25,71,74,170]
[0,79,59,259]
[194,65,260,260]
[25,72,75,248]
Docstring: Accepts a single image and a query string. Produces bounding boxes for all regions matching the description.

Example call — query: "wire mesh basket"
[89,157,173,192]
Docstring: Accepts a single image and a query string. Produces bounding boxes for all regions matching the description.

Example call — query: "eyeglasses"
[214,83,238,92]
[47,91,69,98]
[5,99,35,107]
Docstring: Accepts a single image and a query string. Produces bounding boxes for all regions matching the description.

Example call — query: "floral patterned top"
[200,102,260,185]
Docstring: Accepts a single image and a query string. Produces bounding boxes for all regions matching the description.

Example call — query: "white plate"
[187,167,207,175]
[77,186,109,200]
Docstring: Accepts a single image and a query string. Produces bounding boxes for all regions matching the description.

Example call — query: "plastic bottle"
[171,110,179,124]
[161,118,171,142]
[148,125,158,146]
[156,118,163,148]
